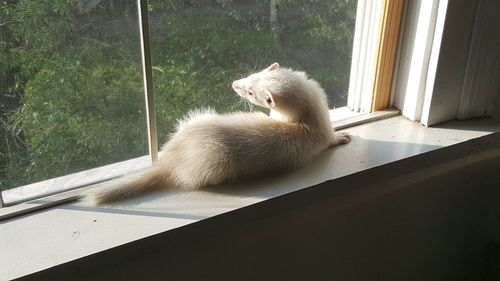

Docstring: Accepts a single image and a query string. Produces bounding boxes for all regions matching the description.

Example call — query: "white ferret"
[91,63,350,204]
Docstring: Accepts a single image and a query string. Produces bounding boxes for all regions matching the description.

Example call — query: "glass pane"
[0,1,148,196]
[149,0,358,143]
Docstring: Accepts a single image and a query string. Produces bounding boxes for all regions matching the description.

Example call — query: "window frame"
[391,0,500,126]
[0,0,402,209]
[392,0,444,123]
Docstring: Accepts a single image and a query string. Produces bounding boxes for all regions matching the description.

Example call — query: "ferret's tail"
[88,167,169,205]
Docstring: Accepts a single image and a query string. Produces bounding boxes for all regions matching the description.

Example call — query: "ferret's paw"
[335,132,351,145]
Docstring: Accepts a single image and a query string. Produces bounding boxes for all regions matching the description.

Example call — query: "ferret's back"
[161,111,317,186]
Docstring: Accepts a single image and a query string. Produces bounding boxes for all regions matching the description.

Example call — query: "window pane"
[0,1,148,194]
[149,0,358,144]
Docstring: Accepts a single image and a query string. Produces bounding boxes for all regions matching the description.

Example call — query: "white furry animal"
[91,63,350,204]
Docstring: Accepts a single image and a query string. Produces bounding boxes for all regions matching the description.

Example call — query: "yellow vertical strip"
[372,0,405,112]
[138,0,159,163]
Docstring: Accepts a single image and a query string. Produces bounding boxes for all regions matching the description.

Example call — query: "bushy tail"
[88,167,169,205]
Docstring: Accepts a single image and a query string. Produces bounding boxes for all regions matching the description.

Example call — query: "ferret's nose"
[232,80,240,90]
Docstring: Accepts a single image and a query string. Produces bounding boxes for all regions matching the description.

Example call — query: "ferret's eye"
[248,91,253,96]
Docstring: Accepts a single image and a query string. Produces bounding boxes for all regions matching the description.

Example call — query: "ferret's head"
[232,62,328,122]
[232,62,282,109]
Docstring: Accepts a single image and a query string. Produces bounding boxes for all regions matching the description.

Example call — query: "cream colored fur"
[90,63,350,204]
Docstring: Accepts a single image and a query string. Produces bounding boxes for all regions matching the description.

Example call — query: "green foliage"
[0,0,357,191]
[7,61,146,183]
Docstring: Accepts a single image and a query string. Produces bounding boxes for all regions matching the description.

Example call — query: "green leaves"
[5,59,147,187]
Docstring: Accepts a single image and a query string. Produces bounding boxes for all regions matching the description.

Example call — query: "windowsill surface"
[1,115,500,280]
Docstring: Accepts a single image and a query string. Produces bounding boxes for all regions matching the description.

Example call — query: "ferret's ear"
[264,90,277,107]
[267,62,280,71]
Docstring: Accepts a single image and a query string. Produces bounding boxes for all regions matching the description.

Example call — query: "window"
[1,0,359,206]
[149,0,358,145]
[1,0,149,205]
[3,1,500,278]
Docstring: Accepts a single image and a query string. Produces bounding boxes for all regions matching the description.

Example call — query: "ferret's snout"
[232,80,240,90]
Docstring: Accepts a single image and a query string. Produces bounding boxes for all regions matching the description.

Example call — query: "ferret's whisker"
[240,99,246,109]
[247,100,255,111]
[244,65,251,77]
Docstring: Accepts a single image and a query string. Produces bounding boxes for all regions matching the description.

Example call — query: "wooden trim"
[347,0,386,113]
[371,0,405,111]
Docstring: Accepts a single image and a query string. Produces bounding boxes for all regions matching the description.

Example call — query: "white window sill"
[1,115,499,279]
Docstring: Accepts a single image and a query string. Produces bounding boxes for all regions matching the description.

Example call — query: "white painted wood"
[418,0,480,126]
[393,0,441,122]
[457,0,500,120]
[420,0,449,126]
[333,109,399,130]
[348,0,384,113]
[394,0,500,126]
